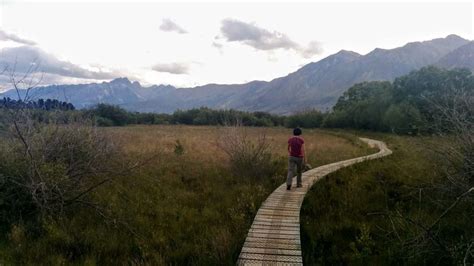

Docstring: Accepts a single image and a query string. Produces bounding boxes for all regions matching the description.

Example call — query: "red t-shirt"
[288,136,304,157]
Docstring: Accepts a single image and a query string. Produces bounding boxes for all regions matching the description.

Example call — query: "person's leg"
[296,158,303,187]
[286,157,295,188]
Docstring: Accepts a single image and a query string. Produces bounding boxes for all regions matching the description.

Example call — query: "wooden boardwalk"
[237,138,392,265]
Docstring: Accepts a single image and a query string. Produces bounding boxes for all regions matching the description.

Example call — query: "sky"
[0,0,472,91]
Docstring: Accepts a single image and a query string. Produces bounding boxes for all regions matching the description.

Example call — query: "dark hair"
[293,127,302,136]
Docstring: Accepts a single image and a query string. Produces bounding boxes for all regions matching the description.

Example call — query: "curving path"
[237,138,392,265]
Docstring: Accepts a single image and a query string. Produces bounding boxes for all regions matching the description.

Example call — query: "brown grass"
[105,125,374,168]
[0,125,376,265]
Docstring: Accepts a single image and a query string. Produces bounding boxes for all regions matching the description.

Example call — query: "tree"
[383,101,423,134]
[330,81,392,130]
[91,104,130,126]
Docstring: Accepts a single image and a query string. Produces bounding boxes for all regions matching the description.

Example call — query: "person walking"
[287,127,305,190]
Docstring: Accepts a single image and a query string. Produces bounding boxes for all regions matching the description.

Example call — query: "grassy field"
[107,125,375,166]
[1,125,375,265]
[300,133,473,265]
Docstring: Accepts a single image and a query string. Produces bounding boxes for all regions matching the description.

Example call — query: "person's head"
[293,127,302,136]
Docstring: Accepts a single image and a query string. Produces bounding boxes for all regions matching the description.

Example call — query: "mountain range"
[1,34,472,114]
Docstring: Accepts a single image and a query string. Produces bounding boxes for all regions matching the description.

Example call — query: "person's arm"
[302,143,306,163]
[288,143,291,155]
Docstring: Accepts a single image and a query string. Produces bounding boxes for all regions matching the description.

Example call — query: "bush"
[285,109,325,128]
[89,104,130,126]
[218,122,283,180]
[0,117,119,221]
[0,110,126,263]
[383,101,424,134]
[95,116,115,127]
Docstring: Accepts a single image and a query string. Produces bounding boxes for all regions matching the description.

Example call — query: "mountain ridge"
[1,34,471,114]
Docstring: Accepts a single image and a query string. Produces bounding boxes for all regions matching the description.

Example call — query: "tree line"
[1,97,75,111]
[88,104,331,128]
[87,104,287,127]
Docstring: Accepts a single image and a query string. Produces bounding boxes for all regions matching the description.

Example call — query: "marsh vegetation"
[0,124,373,264]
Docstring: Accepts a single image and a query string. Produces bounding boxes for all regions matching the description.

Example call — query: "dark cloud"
[0,29,36,45]
[152,62,189,75]
[0,45,119,80]
[159,19,187,34]
[219,18,322,58]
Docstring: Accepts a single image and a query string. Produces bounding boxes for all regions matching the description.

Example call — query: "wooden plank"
[259,205,300,211]
[257,210,300,217]
[255,215,300,220]
[251,223,300,230]
[243,241,301,251]
[237,258,302,266]
[241,247,302,256]
[246,232,300,240]
[243,236,301,244]
[253,217,299,223]
[238,253,303,263]
[249,228,300,235]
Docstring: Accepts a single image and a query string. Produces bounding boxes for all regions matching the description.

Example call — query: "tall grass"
[0,125,372,264]
[300,134,473,265]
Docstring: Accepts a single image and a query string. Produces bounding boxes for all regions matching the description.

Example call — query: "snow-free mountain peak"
[0,34,471,114]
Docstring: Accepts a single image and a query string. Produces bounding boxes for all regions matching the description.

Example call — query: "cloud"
[300,41,323,59]
[152,62,190,75]
[219,18,322,58]
[220,19,296,50]
[212,41,223,49]
[0,29,37,45]
[159,19,187,34]
[0,45,120,80]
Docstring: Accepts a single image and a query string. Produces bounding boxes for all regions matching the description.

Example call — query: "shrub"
[89,104,129,126]
[95,116,115,127]
[285,109,325,128]
[218,122,283,180]
[1,117,119,220]
[383,101,424,134]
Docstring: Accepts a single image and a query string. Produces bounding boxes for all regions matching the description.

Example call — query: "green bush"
[285,109,325,128]
[383,101,424,134]
[95,116,115,127]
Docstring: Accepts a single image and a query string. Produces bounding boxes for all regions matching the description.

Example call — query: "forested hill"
[0,35,471,114]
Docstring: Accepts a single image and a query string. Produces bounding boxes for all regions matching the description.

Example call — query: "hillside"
[1,34,470,114]
[437,41,474,70]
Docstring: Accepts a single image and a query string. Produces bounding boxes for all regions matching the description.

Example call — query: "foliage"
[285,109,325,128]
[171,107,284,127]
[87,103,130,126]
[174,139,185,156]
[0,120,120,224]
[1,97,75,111]
[324,66,474,134]
[218,122,284,180]
[0,105,123,266]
